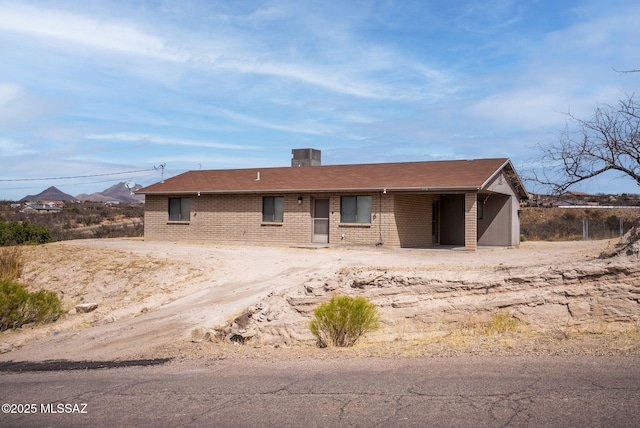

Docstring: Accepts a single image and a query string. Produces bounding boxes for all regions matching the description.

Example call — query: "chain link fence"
[520,208,640,241]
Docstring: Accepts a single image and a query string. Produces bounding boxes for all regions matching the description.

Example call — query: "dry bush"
[484,310,520,335]
[0,279,63,330]
[0,246,23,280]
[309,295,380,347]
[451,310,520,337]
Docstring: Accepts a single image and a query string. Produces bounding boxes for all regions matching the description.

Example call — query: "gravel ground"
[1,237,638,362]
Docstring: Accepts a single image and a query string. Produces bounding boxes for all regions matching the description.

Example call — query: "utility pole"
[582,218,589,241]
[154,164,166,183]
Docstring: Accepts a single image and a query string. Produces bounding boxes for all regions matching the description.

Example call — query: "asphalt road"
[1,356,638,427]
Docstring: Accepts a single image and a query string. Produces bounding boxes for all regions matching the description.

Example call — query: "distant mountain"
[22,186,78,202]
[76,182,144,203]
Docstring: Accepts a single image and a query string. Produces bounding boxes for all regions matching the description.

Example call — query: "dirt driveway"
[0,238,633,361]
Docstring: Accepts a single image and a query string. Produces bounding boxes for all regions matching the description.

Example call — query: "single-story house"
[20,202,63,214]
[136,150,528,250]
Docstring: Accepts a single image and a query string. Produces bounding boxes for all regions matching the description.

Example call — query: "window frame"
[168,197,191,222]
[262,196,284,223]
[340,195,372,224]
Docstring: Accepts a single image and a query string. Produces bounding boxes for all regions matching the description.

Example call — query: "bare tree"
[536,93,640,194]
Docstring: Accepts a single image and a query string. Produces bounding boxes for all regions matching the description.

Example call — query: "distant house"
[21,202,63,214]
[137,150,529,250]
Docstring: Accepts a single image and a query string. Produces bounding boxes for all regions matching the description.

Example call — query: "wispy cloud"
[0,82,59,127]
[218,59,386,99]
[544,5,640,75]
[85,133,261,151]
[454,0,525,33]
[0,2,452,101]
[0,137,36,156]
[207,107,336,135]
[0,82,21,107]
[147,155,276,168]
[0,3,182,61]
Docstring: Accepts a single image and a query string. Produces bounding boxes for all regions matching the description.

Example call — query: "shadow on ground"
[0,358,172,373]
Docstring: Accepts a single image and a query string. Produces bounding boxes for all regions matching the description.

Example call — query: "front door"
[313,198,329,243]
[440,194,465,245]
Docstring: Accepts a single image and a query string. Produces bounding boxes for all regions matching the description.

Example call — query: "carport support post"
[464,192,478,251]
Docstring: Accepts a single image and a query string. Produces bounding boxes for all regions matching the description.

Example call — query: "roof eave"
[136,186,484,196]
[479,159,529,200]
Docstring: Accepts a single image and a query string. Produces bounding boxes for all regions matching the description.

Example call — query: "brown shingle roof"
[138,158,523,195]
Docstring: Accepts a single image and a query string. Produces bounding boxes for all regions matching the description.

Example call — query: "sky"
[1,0,640,200]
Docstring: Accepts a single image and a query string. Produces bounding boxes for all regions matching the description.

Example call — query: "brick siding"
[464,192,478,251]
[392,194,439,247]
[144,192,441,248]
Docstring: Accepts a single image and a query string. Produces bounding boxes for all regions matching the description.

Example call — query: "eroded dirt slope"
[0,237,638,361]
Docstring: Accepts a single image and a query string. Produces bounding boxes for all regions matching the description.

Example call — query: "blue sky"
[1,0,640,200]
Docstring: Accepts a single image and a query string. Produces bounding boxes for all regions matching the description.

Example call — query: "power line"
[0,168,156,182]
[0,173,157,191]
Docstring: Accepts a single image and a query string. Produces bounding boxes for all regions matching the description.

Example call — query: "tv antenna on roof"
[154,163,166,183]
[125,181,135,195]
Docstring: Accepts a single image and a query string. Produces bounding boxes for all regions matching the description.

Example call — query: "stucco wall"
[481,171,522,246]
[477,193,513,246]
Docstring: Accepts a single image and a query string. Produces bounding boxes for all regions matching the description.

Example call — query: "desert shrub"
[309,295,380,347]
[90,223,144,239]
[1,202,144,242]
[484,310,519,335]
[0,279,63,330]
[0,246,23,280]
[0,220,52,246]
